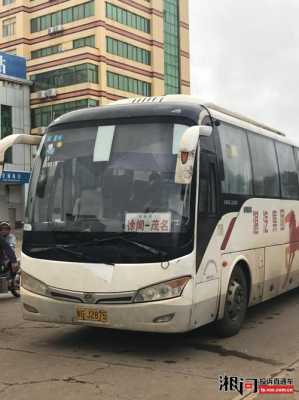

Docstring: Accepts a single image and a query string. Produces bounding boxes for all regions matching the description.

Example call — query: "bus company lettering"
[263,211,269,233]
[280,209,285,231]
[253,211,259,234]
[272,210,278,232]
[253,209,299,289]
[253,209,286,235]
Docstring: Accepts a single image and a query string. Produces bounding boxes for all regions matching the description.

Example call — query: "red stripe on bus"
[221,217,237,251]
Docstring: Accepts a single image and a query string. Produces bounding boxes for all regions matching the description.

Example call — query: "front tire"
[216,266,248,337]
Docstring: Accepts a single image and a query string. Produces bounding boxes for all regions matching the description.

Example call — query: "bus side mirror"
[0,134,42,173]
[175,125,212,184]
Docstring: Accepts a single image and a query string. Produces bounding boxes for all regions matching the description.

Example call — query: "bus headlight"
[21,272,48,297]
[134,276,191,303]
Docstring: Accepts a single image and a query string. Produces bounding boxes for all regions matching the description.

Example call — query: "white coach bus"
[19,95,299,336]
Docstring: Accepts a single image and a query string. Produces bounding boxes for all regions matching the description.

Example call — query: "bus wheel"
[216,266,248,337]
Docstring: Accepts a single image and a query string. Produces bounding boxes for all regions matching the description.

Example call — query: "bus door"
[197,150,219,265]
[192,146,221,326]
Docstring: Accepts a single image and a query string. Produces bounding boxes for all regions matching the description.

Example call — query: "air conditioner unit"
[48,27,56,35]
[46,88,57,97]
[48,25,64,35]
[36,90,48,99]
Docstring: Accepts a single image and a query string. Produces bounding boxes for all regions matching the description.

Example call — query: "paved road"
[1,289,299,400]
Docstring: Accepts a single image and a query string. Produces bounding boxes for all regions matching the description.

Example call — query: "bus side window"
[276,142,299,199]
[218,123,253,196]
[248,134,280,197]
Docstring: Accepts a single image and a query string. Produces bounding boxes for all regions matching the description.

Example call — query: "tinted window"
[209,165,217,213]
[198,154,217,214]
[218,123,252,195]
[276,142,299,199]
[248,134,279,197]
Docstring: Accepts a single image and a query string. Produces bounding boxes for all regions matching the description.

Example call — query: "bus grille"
[49,287,135,304]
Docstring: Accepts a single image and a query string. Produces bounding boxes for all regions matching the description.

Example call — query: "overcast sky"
[189,0,299,138]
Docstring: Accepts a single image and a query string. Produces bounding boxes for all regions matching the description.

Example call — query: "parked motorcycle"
[0,260,20,297]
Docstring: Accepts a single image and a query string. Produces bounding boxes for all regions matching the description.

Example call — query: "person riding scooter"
[0,222,18,276]
[0,234,17,271]
[0,222,16,251]
[0,234,19,297]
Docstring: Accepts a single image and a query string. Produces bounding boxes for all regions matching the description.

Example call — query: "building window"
[31,99,98,128]
[3,0,15,5]
[105,3,150,33]
[73,35,95,49]
[31,63,98,91]
[163,0,180,94]
[30,1,95,33]
[1,105,12,163]
[107,71,151,96]
[2,17,16,37]
[31,44,63,59]
[106,37,151,65]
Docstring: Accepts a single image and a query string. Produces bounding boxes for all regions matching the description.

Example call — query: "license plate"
[76,308,108,323]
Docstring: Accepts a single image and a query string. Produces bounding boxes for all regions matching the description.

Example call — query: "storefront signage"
[0,171,31,184]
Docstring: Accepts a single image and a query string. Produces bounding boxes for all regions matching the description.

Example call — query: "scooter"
[0,260,20,298]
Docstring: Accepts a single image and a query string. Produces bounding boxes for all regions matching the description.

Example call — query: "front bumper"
[21,288,192,333]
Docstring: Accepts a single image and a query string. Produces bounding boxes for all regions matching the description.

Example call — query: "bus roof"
[112,95,299,147]
[113,95,285,137]
[49,95,298,147]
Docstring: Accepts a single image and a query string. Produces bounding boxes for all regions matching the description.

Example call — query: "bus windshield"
[24,120,196,263]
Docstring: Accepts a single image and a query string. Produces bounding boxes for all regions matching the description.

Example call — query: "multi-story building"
[0,0,190,134]
[0,51,32,226]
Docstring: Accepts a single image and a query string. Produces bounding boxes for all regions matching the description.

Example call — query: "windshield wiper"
[119,238,168,258]
[29,237,167,261]
[28,244,114,264]
[78,236,168,258]
[29,244,86,257]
